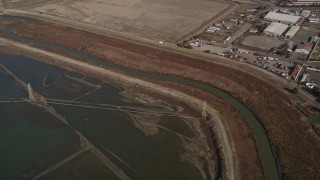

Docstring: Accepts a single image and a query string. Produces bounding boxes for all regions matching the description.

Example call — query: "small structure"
[287,41,295,52]
[249,27,258,33]
[206,26,220,33]
[285,26,300,39]
[295,43,313,54]
[27,83,35,102]
[202,101,207,118]
[309,17,320,23]
[293,0,320,6]
[264,12,300,24]
[290,65,302,79]
[263,22,289,36]
[246,8,258,13]
[300,10,311,18]
[300,73,308,82]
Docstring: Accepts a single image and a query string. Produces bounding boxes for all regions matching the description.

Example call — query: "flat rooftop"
[264,22,288,35]
[264,12,300,24]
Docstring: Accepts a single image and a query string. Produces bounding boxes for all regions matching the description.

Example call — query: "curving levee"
[0,16,280,180]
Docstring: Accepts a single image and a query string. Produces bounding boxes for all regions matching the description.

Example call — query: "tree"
[312,86,320,96]
[292,87,299,94]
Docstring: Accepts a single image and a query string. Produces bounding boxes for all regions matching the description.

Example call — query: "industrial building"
[285,26,300,39]
[293,0,320,5]
[309,17,320,23]
[300,10,311,18]
[296,43,313,54]
[264,12,300,24]
[264,22,289,36]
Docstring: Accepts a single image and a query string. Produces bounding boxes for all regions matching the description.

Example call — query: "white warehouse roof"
[264,12,300,24]
[264,22,289,36]
[285,26,300,38]
[294,0,320,5]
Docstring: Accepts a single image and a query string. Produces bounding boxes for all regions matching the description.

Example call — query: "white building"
[264,22,289,36]
[264,12,301,24]
[300,10,311,18]
[285,26,300,39]
[293,0,320,5]
[309,17,320,23]
[295,43,313,55]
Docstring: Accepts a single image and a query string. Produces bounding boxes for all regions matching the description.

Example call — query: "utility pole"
[27,83,35,102]
[202,101,207,118]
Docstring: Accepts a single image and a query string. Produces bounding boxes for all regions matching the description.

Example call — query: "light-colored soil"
[241,35,285,50]
[25,0,230,42]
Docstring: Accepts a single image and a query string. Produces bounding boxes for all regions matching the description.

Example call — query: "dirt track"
[1,16,320,179]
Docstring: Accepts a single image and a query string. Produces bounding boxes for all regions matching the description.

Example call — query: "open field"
[4,16,320,179]
[10,0,232,42]
[2,0,63,9]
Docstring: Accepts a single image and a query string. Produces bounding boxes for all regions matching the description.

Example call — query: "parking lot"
[291,27,319,45]
[308,69,320,85]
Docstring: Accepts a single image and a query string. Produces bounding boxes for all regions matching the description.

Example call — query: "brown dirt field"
[3,17,320,179]
[27,0,231,42]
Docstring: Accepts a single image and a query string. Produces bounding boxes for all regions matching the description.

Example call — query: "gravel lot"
[242,35,285,50]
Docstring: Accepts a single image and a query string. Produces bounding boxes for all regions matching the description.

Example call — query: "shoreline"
[0,43,228,179]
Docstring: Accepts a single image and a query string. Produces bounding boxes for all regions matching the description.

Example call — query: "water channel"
[1,16,279,179]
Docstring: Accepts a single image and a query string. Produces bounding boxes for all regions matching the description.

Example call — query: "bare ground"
[20,0,232,42]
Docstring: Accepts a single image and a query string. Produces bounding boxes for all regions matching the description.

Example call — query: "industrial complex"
[264,22,289,36]
[264,12,301,24]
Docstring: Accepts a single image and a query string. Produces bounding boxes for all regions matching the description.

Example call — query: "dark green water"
[0,16,280,179]
[0,102,80,179]
[159,116,195,138]
[44,71,63,86]
[41,151,120,180]
[53,105,202,180]
[0,54,205,179]
[0,70,26,99]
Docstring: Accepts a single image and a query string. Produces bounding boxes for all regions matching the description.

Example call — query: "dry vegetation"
[3,17,320,179]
